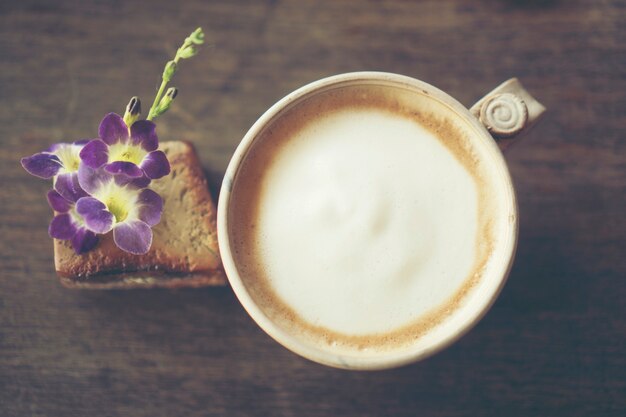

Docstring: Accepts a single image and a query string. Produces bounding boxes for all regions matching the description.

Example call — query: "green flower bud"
[163,60,177,82]
[123,96,141,127]
[151,87,178,118]
[187,27,205,45]
[178,45,198,59]
[165,87,178,99]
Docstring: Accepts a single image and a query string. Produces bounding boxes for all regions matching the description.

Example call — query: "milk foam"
[250,108,479,336]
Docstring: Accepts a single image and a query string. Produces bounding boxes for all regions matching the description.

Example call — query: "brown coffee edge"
[230,85,496,351]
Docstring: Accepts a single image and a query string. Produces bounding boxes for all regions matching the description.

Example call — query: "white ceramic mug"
[217,72,545,370]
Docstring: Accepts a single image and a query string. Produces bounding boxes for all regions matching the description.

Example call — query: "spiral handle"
[470,78,546,151]
[479,93,528,138]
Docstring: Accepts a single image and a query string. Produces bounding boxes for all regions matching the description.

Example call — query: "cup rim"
[217,71,518,370]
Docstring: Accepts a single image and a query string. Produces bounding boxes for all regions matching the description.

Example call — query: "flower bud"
[178,45,198,59]
[165,87,178,100]
[187,27,205,45]
[123,96,141,126]
[163,60,177,82]
[152,87,178,118]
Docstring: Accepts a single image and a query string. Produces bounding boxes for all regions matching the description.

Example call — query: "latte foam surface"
[257,109,477,334]
[230,85,497,351]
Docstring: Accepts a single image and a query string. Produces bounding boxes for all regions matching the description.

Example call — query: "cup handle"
[470,78,546,152]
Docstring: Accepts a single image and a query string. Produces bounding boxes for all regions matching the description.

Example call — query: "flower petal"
[133,176,151,188]
[104,161,143,178]
[71,228,99,254]
[76,197,114,234]
[113,220,152,255]
[130,120,158,151]
[47,189,71,213]
[137,189,163,226]
[21,153,62,179]
[54,172,88,203]
[48,213,78,240]
[98,113,129,145]
[78,163,113,195]
[73,139,91,146]
[79,139,109,168]
[114,175,152,189]
[131,175,152,188]
[140,150,170,180]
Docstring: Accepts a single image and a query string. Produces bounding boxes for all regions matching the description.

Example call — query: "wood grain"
[1,0,624,416]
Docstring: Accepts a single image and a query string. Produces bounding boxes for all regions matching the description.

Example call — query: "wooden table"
[1,1,624,416]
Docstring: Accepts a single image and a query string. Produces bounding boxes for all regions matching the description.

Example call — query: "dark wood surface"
[1,1,624,416]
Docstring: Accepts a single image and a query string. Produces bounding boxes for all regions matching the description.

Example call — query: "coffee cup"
[217,72,545,370]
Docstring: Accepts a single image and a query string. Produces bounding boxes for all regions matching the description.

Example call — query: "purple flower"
[76,164,163,255]
[21,141,90,202]
[80,113,170,184]
[21,112,169,256]
[47,189,99,255]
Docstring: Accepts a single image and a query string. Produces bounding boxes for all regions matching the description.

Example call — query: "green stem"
[147,80,169,121]
[147,40,192,120]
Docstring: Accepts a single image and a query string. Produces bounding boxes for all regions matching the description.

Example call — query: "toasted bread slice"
[54,141,226,289]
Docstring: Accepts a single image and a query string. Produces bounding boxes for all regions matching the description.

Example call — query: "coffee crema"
[229,84,498,352]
